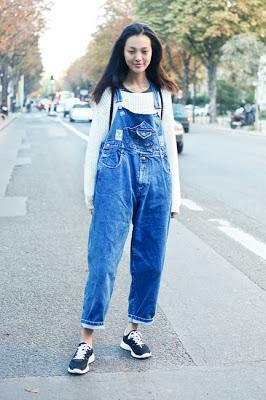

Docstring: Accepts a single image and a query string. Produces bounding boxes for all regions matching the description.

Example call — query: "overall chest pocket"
[99,147,123,169]
[127,121,155,147]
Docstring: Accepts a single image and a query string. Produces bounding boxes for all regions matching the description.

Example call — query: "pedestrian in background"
[68,22,181,375]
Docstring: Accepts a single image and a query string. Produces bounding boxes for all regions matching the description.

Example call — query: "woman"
[68,22,181,375]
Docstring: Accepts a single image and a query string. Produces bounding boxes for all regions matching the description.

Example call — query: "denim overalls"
[81,84,172,329]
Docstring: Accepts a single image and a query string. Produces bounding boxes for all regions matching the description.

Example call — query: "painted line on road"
[209,218,266,261]
[57,118,89,142]
[181,198,204,211]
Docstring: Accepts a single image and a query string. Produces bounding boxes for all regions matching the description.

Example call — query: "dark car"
[172,103,190,133]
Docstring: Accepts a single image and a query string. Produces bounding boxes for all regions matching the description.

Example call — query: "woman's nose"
[135,54,142,61]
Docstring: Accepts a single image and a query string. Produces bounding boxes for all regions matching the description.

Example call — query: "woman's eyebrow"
[128,46,149,50]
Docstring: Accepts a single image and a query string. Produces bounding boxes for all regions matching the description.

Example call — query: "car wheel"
[177,143,183,154]
[70,117,74,122]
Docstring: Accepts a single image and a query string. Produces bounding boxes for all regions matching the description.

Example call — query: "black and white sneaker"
[68,342,95,374]
[120,330,152,359]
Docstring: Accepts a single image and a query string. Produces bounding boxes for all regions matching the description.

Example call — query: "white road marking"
[209,219,266,261]
[181,198,204,211]
[57,118,89,142]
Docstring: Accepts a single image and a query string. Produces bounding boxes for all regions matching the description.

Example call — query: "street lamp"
[48,75,56,101]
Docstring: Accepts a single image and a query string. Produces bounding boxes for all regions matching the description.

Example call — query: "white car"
[69,102,93,122]
[63,97,81,117]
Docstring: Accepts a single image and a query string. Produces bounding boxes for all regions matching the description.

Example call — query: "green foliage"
[259,111,266,120]
[216,80,240,115]
[165,0,266,121]
[195,95,210,106]
[221,33,265,99]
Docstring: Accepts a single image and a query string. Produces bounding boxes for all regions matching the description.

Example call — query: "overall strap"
[151,83,163,119]
[158,88,164,120]
[114,87,123,103]
[151,83,161,110]
[109,88,114,130]
[109,88,123,129]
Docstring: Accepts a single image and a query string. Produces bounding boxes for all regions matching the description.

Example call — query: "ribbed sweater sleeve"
[160,89,181,213]
[84,87,181,213]
[84,88,112,209]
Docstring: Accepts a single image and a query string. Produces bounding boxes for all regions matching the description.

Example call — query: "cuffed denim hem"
[128,314,154,325]
[81,320,105,330]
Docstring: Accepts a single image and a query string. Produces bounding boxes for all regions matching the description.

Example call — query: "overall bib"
[81,85,172,329]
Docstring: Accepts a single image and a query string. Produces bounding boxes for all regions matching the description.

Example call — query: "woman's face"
[124,34,152,74]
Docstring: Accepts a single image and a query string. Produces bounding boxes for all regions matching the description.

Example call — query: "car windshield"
[172,103,187,117]
[73,103,90,109]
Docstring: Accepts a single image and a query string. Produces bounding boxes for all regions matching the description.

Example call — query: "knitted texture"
[84,88,181,213]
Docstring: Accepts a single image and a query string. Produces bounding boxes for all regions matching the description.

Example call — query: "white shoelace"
[128,331,145,348]
[73,343,90,360]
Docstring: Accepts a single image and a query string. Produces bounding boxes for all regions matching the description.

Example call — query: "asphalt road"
[0,111,265,399]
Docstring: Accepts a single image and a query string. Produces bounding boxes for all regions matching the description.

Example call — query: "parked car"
[35,98,49,111]
[69,102,93,122]
[63,97,81,117]
[173,120,184,154]
[172,103,190,133]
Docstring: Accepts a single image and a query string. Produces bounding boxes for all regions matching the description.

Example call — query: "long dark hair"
[92,22,177,103]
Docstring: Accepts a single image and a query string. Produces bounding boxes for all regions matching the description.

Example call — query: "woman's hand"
[171,212,179,219]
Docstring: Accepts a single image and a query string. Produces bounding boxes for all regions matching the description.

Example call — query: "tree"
[84,0,134,83]
[167,0,266,122]
[216,80,240,115]
[64,0,134,90]
[135,0,197,104]
[220,33,266,100]
[0,0,50,101]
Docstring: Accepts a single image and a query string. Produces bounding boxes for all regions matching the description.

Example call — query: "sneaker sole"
[120,341,152,359]
[68,353,95,375]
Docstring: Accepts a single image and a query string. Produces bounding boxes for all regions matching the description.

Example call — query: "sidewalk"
[0,113,17,133]
[0,220,265,399]
[0,113,27,216]
[193,116,266,136]
[0,363,266,400]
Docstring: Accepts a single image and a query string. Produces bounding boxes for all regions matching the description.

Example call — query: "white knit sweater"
[84,87,181,213]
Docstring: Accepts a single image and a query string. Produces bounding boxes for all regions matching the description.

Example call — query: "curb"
[192,122,266,137]
[0,114,18,133]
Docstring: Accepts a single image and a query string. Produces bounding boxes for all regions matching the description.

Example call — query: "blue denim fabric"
[81,84,172,329]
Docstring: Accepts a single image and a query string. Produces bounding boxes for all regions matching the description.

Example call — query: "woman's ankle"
[81,327,94,347]
[124,322,138,335]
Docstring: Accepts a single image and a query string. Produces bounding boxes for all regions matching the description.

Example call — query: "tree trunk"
[182,55,190,105]
[207,56,218,123]
[192,62,197,123]
[1,66,9,104]
[165,45,190,104]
